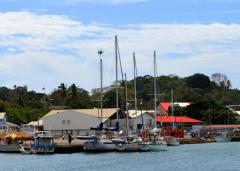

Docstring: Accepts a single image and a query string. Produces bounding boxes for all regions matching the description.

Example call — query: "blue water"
[0,142,240,171]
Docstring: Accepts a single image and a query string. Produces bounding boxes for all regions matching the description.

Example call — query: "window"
[62,120,65,124]
[67,120,70,124]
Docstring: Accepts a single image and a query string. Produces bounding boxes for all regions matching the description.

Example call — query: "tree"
[64,84,91,109]
[58,83,67,100]
[185,73,211,89]
[0,100,5,112]
[211,73,231,88]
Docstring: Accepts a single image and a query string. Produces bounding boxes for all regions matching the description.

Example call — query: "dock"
[54,139,84,153]
[180,137,215,144]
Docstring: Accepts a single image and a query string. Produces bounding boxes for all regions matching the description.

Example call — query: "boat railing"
[34,131,52,138]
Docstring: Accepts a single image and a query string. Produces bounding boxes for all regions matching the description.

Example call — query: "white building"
[128,110,155,130]
[21,120,43,132]
[41,108,124,138]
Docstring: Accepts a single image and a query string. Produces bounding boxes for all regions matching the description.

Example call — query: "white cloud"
[0,11,240,92]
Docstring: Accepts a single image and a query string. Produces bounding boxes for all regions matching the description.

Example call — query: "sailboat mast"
[115,35,119,121]
[171,88,175,129]
[154,51,157,129]
[125,73,129,132]
[133,53,137,112]
[98,50,103,123]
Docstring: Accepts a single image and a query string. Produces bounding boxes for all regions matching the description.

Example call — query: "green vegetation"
[0,73,240,125]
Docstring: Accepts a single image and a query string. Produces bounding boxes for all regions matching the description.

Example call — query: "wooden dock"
[54,139,84,153]
[180,137,215,144]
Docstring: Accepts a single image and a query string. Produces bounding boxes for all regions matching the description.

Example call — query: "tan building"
[41,108,126,138]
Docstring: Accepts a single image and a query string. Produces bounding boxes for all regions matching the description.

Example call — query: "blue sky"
[0,0,240,93]
[1,0,240,24]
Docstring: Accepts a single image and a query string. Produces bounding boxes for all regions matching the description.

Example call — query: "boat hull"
[0,144,20,153]
[166,137,180,146]
[83,139,115,152]
[138,142,151,152]
[149,143,167,151]
[215,136,231,143]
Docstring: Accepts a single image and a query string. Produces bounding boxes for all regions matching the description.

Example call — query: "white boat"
[76,135,96,142]
[147,51,167,152]
[0,144,20,153]
[149,140,167,151]
[165,136,180,146]
[19,145,32,154]
[31,131,55,154]
[215,132,231,143]
[111,138,128,151]
[138,140,151,152]
[83,136,115,152]
[165,89,180,147]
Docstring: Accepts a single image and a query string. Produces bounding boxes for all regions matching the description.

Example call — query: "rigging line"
[116,38,127,111]
[116,39,124,82]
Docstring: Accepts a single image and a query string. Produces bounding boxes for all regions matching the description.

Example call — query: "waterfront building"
[41,108,127,138]
[21,120,43,132]
[197,124,240,136]
[156,116,202,138]
[128,110,155,130]
[0,113,7,128]
[0,113,19,132]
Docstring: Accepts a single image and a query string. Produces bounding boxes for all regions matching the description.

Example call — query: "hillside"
[0,73,239,125]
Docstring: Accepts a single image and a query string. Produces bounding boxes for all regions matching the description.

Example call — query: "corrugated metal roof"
[0,112,6,120]
[28,120,43,126]
[156,116,202,123]
[42,108,118,122]
[128,110,155,118]
[7,122,19,127]
[160,102,190,112]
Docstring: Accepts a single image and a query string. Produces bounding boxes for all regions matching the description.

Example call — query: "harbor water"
[1,142,240,171]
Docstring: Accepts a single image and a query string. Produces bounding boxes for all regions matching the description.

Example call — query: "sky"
[0,0,240,93]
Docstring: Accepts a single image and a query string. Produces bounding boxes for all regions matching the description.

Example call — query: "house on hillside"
[158,102,191,115]
[41,108,127,138]
[227,105,240,119]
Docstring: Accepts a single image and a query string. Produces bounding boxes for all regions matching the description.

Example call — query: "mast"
[133,53,137,113]
[98,50,103,124]
[115,35,119,121]
[171,88,175,129]
[154,51,157,129]
[125,73,129,132]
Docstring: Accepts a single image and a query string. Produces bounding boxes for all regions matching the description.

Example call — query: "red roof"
[156,116,202,123]
[160,102,172,112]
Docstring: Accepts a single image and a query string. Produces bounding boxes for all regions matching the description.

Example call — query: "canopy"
[5,132,33,140]
[156,116,202,123]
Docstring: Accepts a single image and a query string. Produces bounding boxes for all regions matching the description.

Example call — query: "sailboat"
[79,50,115,152]
[148,51,167,151]
[165,89,180,146]
[110,36,140,152]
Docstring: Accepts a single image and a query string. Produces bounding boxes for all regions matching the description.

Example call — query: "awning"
[156,116,202,123]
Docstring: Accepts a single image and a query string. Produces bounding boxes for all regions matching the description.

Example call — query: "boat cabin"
[32,131,55,154]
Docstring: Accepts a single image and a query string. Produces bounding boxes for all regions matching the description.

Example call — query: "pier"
[54,139,84,153]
